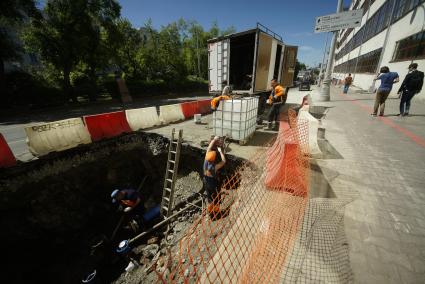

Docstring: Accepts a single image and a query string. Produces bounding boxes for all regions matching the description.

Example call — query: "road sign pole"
[319,0,344,102]
[318,32,330,87]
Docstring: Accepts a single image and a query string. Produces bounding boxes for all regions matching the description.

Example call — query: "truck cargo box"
[208,23,297,95]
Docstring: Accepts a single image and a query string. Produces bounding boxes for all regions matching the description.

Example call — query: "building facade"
[332,0,425,97]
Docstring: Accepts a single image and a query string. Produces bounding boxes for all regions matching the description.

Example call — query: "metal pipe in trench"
[128,197,202,245]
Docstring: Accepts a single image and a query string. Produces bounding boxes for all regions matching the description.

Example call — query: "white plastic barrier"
[159,104,185,124]
[25,118,92,156]
[297,105,322,157]
[126,107,161,131]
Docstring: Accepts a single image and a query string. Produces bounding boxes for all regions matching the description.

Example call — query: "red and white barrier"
[159,104,185,124]
[197,99,211,114]
[180,101,198,119]
[126,107,161,131]
[84,111,132,141]
[0,133,16,168]
[25,118,92,156]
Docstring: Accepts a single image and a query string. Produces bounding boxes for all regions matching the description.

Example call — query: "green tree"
[157,22,187,80]
[23,0,121,102]
[80,0,121,101]
[110,19,144,78]
[23,0,91,102]
[0,0,38,91]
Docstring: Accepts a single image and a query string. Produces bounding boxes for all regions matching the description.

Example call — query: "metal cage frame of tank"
[213,97,259,145]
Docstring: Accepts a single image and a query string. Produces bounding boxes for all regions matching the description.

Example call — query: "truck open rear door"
[208,39,230,94]
[280,46,298,87]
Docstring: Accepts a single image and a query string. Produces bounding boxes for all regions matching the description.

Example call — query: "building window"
[335,0,424,62]
[392,31,425,61]
[334,48,382,74]
[392,0,425,23]
[356,48,382,73]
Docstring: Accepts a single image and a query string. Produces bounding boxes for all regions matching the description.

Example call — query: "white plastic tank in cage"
[213,97,259,143]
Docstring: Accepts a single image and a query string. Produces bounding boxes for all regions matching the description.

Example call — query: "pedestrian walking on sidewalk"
[397,63,424,116]
[343,73,353,94]
[372,66,399,116]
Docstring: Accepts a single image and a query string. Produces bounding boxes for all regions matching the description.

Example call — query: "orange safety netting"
[154,109,310,283]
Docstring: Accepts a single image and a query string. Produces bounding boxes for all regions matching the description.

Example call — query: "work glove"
[124,207,132,213]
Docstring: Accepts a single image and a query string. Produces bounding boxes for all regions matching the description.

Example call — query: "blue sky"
[118,0,352,67]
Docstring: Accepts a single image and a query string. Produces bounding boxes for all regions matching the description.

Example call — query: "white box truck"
[208,23,298,96]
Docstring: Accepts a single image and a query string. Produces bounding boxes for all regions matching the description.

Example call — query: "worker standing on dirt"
[267,78,287,130]
[203,136,226,214]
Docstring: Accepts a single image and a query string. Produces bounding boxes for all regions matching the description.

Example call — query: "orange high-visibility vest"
[269,85,286,104]
[211,95,230,110]
[121,200,137,208]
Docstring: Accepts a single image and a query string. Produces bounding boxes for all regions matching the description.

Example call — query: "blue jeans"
[203,176,218,203]
[343,84,350,94]
[399,90,415,114]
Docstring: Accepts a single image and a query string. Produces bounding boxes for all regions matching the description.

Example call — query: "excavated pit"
[0,132,244,284]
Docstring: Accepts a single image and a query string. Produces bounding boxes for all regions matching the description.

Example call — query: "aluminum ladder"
[160,128,183,218]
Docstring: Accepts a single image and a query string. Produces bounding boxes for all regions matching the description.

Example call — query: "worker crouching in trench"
[203,136,226,218]
[111,189,145,231]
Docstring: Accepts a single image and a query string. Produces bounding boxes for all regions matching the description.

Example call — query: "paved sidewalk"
[310,85,425,283]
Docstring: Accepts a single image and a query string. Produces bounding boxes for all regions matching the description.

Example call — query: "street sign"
[314,9,363,33]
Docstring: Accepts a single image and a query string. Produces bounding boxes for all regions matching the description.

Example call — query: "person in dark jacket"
[397,63,424,116]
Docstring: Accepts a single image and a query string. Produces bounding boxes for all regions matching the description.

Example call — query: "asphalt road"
[0,94,210,162]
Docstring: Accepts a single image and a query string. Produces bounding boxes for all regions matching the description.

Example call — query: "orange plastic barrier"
[265,112,309,196]
[265,124,307,196]
[180,101,198,119]
[0,133,16,168]
[83,111,131,141]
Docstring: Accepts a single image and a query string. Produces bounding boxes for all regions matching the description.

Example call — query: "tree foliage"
[0,0,39,90]
[4,0,236,103]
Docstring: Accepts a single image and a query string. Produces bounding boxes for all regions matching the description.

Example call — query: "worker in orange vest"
[211,94,230,111]
[211,80,231,111]
[203,136,226,215]
[267,78,287,130]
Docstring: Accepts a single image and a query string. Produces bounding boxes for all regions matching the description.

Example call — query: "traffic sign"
[314,9,363,33]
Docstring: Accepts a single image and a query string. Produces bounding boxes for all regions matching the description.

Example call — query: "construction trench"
[0,131,244,283]
[0,104,354,283]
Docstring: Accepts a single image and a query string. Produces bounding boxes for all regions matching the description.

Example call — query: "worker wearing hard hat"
[203,136,226,214]
[267,78,288,130]
[211,80,231,111]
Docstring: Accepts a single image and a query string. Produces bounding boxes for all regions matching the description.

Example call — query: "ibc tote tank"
[213,97,259,143]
